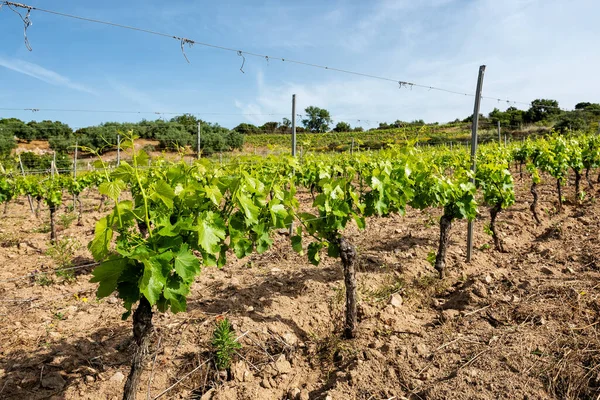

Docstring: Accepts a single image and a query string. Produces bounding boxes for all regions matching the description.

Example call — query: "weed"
[211,317,241,370]
[480,243,491,251]
[0,232,20,247]
[53,312,65,320]
[36,273,54,286]
[483,223,493,236]
[426,250,436,267]
[33,222,51,234]
[366,275,406,303]
[58,212,77,229]
[46,236,82,283]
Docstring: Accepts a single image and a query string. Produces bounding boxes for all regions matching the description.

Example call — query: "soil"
[1,171,600,400]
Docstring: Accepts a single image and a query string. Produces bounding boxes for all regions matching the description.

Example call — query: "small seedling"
[483,224,493,236]
[58,212,77,229]
[426,250,436,267]
[36,273,54,286]
[211,317,241,370]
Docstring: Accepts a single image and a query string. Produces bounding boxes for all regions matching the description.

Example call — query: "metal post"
[291,94,297,156]
[116,134,121,166]
[351,137,354,154]
[19,155,35,214]
[466,65,486,263]
[289,94,297,235]
[197,121,201,159]
[497,121,501,144]
[504,134,507,146]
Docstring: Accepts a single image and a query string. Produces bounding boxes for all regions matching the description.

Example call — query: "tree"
[554,111,587,133]
[260,122,279,134]
[27,120,72,140]
[0,128,16,156]
[302,106,332,133]
[525,99,562,123]
[0,118,35,142]
[232,123,261,135]
[333,121,351,132]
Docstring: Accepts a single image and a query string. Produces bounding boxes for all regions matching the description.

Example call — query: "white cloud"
[0,57,96,95]
[235,0,600,126]
[108,80,168,112]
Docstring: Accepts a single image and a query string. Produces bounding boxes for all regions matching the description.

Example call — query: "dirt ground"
[1,170,600,400]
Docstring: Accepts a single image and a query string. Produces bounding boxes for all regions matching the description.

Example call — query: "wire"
[0,107,289,117]
[0,1,566,109]
[0,261,100,284]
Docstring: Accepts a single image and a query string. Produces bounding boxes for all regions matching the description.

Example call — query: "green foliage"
[233,123,261,135]
[0,128,17,156]
[211,317,242,370]
[46,236,82,274]
[476,149,515,209]
[88,133,291,318]
[526,99,561,123]
[156,125,190,151]
[58,212,78,229]
[302,106,333,133]
[333,122,352,133]
[554,111,588,133]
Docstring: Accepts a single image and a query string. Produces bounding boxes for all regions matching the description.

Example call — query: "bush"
[0,130,16,157]
[156,125,191,151]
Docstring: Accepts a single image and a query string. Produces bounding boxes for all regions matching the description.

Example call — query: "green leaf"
[152,180,175,209]
[88,216,113,260]
[89,257,127,298]
[291,235,303,254]
[197,211,227,254]
[98,180,126,201]
[204,185,223,206]
[174,243,200,282]
[233,238,253,258]
[139,251,172,305]
[307,242,323,266]
[112,162,134,182]
[238,194,259,225]
[164,276,190,313]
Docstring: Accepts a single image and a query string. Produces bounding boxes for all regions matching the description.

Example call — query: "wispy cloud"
[0,57,96,95]
[107,80,168,112]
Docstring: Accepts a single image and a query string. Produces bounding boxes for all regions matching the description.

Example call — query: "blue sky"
[0,0,598,130]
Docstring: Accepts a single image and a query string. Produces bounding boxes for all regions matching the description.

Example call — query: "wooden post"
[73,141,78,179]
[117,134,121,166]
[19,155,35,214]
[497,121,501,144]
[291,94,297,157]
[52,151,56,179]
[289,94,297,236]
[466,65,486,263]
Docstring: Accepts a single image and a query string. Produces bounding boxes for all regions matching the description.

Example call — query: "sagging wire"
[180,37,194,63]
[237,50,245,73]
[5,1,33,51]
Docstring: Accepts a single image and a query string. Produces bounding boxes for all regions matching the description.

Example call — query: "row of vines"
[1,132,599,398]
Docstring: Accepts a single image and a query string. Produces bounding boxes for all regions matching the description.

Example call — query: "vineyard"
[0,131,599,399]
